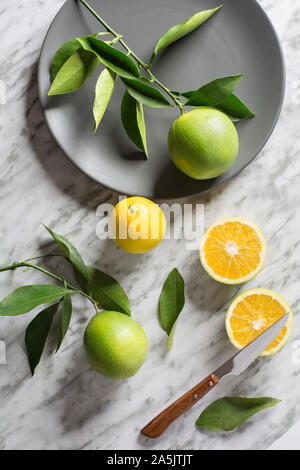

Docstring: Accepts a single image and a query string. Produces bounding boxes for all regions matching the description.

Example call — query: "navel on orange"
[200,217,266,284]
[226,289,293,356]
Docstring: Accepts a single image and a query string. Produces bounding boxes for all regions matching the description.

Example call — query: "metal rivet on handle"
[208,381,214,387]
[193,394,198,399]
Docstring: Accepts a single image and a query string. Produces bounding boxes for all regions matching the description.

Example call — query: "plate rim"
[38,0,286,200]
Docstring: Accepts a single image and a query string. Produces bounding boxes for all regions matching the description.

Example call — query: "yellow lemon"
[200,217,267,284]
[110,197,166,254]
[226,289,293,356]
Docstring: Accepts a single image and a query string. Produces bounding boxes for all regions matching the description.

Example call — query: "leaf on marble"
[25,303,60,375]
[75,266,131,316]
[167,321,177,351]
[159,268,185,349]
[43,225,88,280]
[0,285,71,316]
[56,294,72,352]
[196,397,281,431]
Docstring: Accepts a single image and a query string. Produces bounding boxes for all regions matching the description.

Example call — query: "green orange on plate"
[168,108,239,180]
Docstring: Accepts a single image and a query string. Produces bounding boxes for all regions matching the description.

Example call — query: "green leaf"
[50,35,98,81]
[121,91,148,157]
[56,294,72,352]
[180,87,255,121]
[75,266,131,316]
[80,37,140,79]
[50,39,82,81]
[196,397,281,432]
[43,225,88,280]
[150,5,222,64]
[25,303,59,375]
[185,75,244,106]
[0,285,71,316]
[167,322,177,350]
[121,78,171,108]
[180,90,255,121]
[48,49,100,95]
[215,94,255,121]
[93,68,117,132]
[159,268,185,337]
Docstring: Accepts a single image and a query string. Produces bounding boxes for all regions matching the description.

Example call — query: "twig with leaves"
[0,225,131,374]
[48,1,254,158]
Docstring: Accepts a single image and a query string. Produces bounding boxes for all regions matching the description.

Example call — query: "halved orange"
[200,217,267,284]
[226,289,293,356]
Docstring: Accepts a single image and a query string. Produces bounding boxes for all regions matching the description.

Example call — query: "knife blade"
[141,313,289,438]
[213,312,289,380]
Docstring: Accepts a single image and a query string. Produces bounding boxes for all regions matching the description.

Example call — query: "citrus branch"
[79,0,184,112]
[0,260,98,312]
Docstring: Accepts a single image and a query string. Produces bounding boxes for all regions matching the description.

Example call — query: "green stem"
[0,261,98,310]
[79,0,183,111]
[24,254,66,263]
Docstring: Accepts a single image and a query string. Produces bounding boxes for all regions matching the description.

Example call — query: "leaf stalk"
[0,260,98,309]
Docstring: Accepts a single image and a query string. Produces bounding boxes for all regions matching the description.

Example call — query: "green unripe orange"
[168,108,239,180]
[84,311,148,380]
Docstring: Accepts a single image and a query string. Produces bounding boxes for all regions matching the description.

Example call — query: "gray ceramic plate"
[38,0,285,198]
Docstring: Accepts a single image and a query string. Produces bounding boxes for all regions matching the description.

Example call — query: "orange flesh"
[203,221,263,280]
[229,294,287,352]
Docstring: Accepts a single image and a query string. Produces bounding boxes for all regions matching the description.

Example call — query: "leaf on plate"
[121,78,171,108]
[43,225,88,280]
[75,266,131,316]
[50,35,97,81]
[0,285,72,316]
[25,303,59,375]
[181,88,255,121]
[196,397,281,432]
[56,294,72,352]
[180,87,255,121]
[121,91,148,157]
[93,68,117,132]
[215,93,255,121]
[185,75,244,106]
[150,5,222,64]
[80,37,140,79]
[159,268,185,343]
[48,49,100,95]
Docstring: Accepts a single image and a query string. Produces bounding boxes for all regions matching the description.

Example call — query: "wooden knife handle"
[141,374,219,438]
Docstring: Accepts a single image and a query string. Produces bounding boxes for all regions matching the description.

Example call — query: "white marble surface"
[0,0,300,450]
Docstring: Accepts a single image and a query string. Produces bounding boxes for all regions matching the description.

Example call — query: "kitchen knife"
[141,313,288,438]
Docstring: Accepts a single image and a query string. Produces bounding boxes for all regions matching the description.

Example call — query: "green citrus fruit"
[168,108,239,180]
[84,311,148,380]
